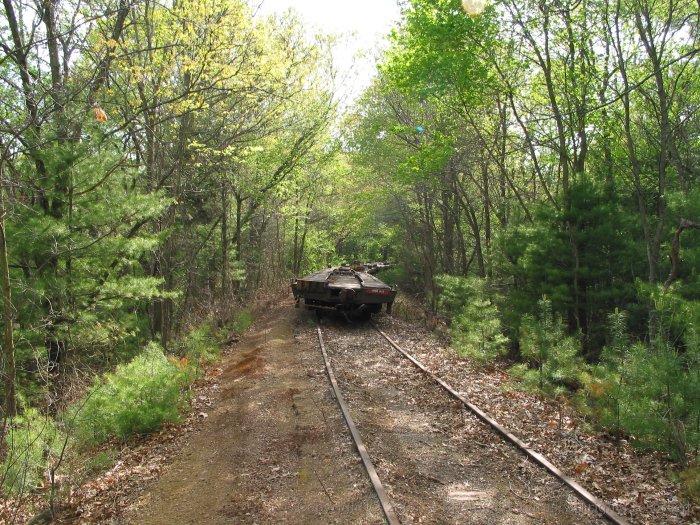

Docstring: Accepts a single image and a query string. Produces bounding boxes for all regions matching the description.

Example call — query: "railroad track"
[316,320,632,525]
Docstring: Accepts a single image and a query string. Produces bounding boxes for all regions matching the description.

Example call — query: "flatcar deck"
[291,264,396,315]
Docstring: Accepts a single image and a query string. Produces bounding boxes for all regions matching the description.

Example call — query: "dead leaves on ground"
[373,314,699,525]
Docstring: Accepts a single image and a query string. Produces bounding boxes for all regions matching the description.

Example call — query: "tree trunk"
[663,219,700,292]
[481,162,492,277]
[455,179,485,277]
[292,211,300,275]
[0,158,16,419]
[635,5,671,286]
[221,184,229,301]
[441,187,455,275]
[234,193,243,262]
[298,211,311,275]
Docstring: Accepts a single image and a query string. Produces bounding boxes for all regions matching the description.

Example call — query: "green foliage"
[346,0,700,475]
[229,309,254,336]
[173,310,252,368]
[614,340,697,461]
[67,343,191,446]
[436,274,474,314]
[172,323,220,365]
[383,0,496,101]
[8,136,172,403]
[82,448,118,477]
[437,275,508,362]
[1,409,64,496]
[297,228,342,274]
[510,297,587,396]
[374,266,407,288]
[1,0,699,503]
[0,0,339,508]
[587,309,630,435]
[507,179,640,355]
[587,303,700,464]
[666,189,700,298]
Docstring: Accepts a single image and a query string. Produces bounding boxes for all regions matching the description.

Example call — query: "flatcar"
[291,264,396,317]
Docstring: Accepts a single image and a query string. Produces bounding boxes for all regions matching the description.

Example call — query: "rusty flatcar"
[291,264,396,317]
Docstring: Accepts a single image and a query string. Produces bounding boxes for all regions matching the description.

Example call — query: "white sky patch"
[255,0,401,105]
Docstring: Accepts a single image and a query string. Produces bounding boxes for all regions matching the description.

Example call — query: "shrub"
[1,409,64,496]
[587,304,700,465]
[67,342,190,446]
[436,275,508,362]
[510,296,587,396]
[175,323,219,365]
[376,266,407,288]
[587,310,630,435]
[229,308,254,336]
[612,339,698,463]
[82,448,118,477]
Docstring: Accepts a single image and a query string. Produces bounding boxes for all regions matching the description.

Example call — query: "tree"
[0,0,160,409]
[437,274,508,361]
[0,147,16,419]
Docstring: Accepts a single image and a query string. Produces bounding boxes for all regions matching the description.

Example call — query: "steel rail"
[316,326,401,525]
[372,323,632,525]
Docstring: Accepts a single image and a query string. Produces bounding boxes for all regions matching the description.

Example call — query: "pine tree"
[437,275,508,362]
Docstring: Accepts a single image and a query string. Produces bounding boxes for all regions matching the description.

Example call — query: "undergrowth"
[0,308,255,506]
[228,308,254,336]
[173,323,219,366]
[680,463,700,505]
[0,409,64,496]
[64,309,253,452]
[66,342,192,447]
[436,275,508,362]
[509,297,587,397]
[434,282,700,504]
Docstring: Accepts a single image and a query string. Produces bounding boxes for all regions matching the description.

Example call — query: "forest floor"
[12,294,698,524]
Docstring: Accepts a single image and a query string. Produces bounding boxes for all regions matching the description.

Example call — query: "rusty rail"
[316,326,401,525]
[372,322,631,525]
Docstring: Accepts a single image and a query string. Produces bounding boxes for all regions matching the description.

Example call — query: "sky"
[254,0,402,104]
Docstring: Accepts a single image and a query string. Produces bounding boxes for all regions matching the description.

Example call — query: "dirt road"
[121,302,383,524]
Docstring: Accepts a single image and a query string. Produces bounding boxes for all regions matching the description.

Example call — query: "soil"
[118,300,384,524]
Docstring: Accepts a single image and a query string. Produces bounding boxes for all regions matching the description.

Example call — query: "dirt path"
[120,302,384,524]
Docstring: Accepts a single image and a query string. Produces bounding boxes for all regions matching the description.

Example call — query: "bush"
[174,323,219,365]
[436,275,508,362]
[587,304,700,465]
[375,266,407,288]
[67,342,190,446]
[607,339,698,463]
[1,409,64,496]
[229,308,254,336]
[81,448,118,477]
[510,296,587,396]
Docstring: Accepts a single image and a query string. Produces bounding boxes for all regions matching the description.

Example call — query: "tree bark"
[663,219,700,292]
[221,184,229,300]
[0,157,16,418]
